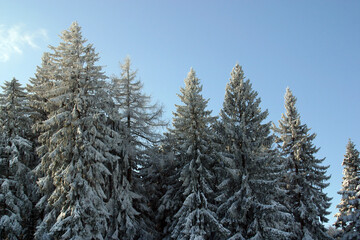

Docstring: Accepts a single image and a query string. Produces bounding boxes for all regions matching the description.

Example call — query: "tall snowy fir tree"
[167,68,229,240]
[27,52,56,235]
[0,78,37,239]
[273,88,332,240]
[216,64,295,240]
[335,140,360,239]
[27,52,54,126]
[106,56,164,239]
[34,22,120,239]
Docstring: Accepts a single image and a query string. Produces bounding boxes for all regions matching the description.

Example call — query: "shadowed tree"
[0,78,37,239]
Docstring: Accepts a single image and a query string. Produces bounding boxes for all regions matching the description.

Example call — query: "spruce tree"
[27,52,54,125]
[335,140,360,239]
[34,22,119,239]
[147,132,182,239]
[216,64,295,240]
[168,68,229,239]
[106,56,164,239]
[273,88,332,240]
[27,52,56,235]
[0,78,37,239]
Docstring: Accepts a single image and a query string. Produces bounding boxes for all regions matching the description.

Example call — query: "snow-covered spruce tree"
[216,64,295,240]
[168,68,229,240]
[0,78,37,239]
[106,56,164,239]
[273,88,332,240]
[27,52,56,235]
[34,22,119,239]
[335,140,360,239]
[146,132,183,239]
[27,52,55,126]
[0,78,33,139]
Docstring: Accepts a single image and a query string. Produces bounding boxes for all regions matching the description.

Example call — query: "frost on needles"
[215,64,295,240]
[33,22,117,239]
[335,140,360,239]
[168,68,230,240]
[273,88,332,240]
[0,78,37,240]
[0,22,335,240]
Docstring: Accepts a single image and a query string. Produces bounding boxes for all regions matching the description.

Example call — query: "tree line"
[0,22,358,240]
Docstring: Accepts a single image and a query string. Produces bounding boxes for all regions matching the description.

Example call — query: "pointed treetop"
[285,87,296,107]
[226,64,247,95]
[228,63,245,84]
[69,21,80,33]
[344,139,359,165]
[185,68,199,86]
[346,138,355,149]
[232,63,244,76]
[60,21,85,44]
[221,63,267,124]
[283,87,300,122]
[122,55,131,67]
[120,56,136,74]
[1,77,26,98]
[183,68,203,93]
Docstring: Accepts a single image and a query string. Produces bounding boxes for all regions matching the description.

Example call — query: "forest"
[0,22,359,240]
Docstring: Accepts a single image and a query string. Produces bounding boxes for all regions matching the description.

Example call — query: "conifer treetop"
[283,87,300,123]
[334,139,360,239]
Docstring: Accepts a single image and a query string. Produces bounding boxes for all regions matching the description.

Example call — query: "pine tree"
[335,140,360,240]
[216,64,295,240]
[34,22,119,239]
[0,78,37,239]
[168,68,229,239]
[273,88,332,240]
[106,56,164,239]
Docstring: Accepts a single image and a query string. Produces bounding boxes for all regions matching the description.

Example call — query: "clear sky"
[1,0,359,227]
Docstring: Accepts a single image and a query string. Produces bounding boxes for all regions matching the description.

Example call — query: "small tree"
[335,140,360,240]
[273,88,332,240]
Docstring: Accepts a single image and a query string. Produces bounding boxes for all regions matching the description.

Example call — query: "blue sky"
[1,0,359,227]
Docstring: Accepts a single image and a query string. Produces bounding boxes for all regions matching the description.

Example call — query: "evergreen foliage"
[273,88,332,240]
[0,21,337,240]
[168,68,229,240]
[335,140,360,240]
[106,56,164,239]
[1,78,33,139]
[216,64,295,240]
[27,52,56,237]
[0,78,37,240]
[27,52,54,125]
[148,133,184,239]
[34,22,119,239]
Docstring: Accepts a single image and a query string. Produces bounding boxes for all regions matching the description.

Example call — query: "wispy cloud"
[0,25,48,62]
